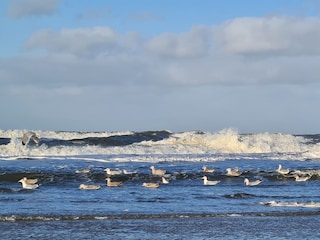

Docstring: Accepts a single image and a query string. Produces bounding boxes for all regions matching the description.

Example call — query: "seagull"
[226,168,242,177]
[79,184,101,190]
[202,166,215,173]
[123,169,138,175]
[202,176,220,185]
[19,177,38,184]
[75,168,91,174]
[104,168,123,175]
[18,178,39,189]
[105,178,123,187]
[244,178,262,186]
[162,177,169,184]
[150,166,166,176]
[22,131,40,146]
[294,175,311,182]
[142,182,160,188]
[277,164,290,175]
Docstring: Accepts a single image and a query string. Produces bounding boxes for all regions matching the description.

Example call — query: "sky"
[1,0,320,134]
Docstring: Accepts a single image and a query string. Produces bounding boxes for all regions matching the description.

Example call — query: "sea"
[0,128,320,239]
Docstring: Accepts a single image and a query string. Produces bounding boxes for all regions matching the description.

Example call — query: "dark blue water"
[0,158,320,239]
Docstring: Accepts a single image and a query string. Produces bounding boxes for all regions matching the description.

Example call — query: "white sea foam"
[262,201,320,208]
[0,128,319,161]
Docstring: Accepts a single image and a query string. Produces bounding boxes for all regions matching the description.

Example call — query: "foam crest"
[156,129,308,154]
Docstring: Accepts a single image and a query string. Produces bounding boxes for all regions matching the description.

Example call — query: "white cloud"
[7,0,59,18]
[216,16,320,55]
[24,27,120,58]
[2,16,320,91]
[146,26,211,58]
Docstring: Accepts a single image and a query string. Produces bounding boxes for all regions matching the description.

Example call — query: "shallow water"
[1,215,320,240]
[0,158,320,239]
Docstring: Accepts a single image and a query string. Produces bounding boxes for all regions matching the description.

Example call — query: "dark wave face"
[69,130,172,147]
[0,138,10,146]
[18,130,173,148]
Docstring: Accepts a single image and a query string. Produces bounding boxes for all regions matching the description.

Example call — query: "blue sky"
[1,0,320,133]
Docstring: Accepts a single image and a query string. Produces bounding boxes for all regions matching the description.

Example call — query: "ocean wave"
[1,128,320,160]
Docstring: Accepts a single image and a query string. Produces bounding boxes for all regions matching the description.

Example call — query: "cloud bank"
[6,16,318,90]
[2,15,320,132]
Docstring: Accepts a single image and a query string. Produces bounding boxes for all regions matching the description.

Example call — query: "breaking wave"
[1,128,320,161]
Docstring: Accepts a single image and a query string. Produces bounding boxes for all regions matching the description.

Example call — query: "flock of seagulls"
[17,164,313,190]
[276,164,313,182]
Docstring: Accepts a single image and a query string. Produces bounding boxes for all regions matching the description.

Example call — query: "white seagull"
[150,166,166,176]
[162,177,169,184]
[142,182,160,188]
[244,178,262,186]
[79,184,101,190]
[18,178,39,189]
[123,169,137,175]
[202,166,215,173]
[226,168,242,177]
[277,164,290,175]
[19,177,38,184]
[104,168,123,175]
[202,176,220,186]
[75,168,91,174]
[294,175,311,182]
[105,178,123,187]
